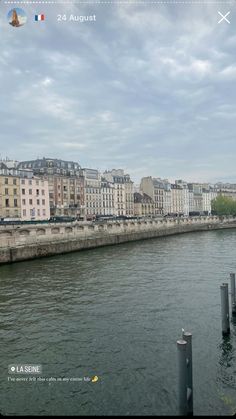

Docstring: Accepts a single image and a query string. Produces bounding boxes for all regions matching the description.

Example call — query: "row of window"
[86,196,101,201]
[4,178,17,185]
[4,188,18,196]
[86,203,101,208]
[4,210,19,217]
[22,209,47,217]
[22,199,47,206]
[4,198,48,208]
[5,199,18,208]
[22,189,45,196]
[21,179,44,186]
[55,194,79,200]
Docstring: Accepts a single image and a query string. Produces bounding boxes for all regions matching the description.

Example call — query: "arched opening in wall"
[37,229,46,236]
[0,231,12,238]
[65,227,73,233]
[19,230,30,236]
[51,228,60,234]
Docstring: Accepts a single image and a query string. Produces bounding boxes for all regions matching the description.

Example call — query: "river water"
[0,229,236,416]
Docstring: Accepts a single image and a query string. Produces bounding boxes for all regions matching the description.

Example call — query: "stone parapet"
[0,216,235,264]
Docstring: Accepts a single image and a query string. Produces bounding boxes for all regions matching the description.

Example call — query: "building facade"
[0,173,20,219]
[18,158,83,218]
[101,179,115,216]
[134,192,155,217]
[140,177,167,215]
[170,184,184,215]
[20,176,50,221]
[82,168,102,220]
[0,161,50,221]
[103,169,134,216]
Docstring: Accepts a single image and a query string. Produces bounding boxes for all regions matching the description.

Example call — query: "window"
[42,199,45,205]
[23,209,26,216]
[29,199,33,205]
[5,199,9,207]
[14,189,17,195]
[22,199,26,205]
[5,178,8,184]
[21,179,25,185]
[5,188,8,195]
[13,179,17,185]
[14,199,17,207]
[36,189,39,196]
[42,190,45,196]
[29,189,32,195]
[37,199,40,205]
[22,189,25,195]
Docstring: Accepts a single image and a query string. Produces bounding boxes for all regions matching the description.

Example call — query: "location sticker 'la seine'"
[7,8,27,27]
[8,364,42,374]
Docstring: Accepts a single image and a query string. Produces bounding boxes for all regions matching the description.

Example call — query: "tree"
[211,195,236,216]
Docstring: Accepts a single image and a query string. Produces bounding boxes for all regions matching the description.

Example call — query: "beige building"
[140,177,167,215]
[170,184,185,215]
[101,179,115,216]
[0,174,20,219]
[103,169,134,216]
[175,180,189,215]
[81,168,102,220]
[20,176,50,220]
[0,161,51,221]
[134,192,155,217]
[18,158,83,218]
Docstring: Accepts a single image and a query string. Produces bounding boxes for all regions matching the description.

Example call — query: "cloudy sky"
[0,2,235,183]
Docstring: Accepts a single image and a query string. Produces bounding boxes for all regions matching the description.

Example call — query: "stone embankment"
[0,216,235,264]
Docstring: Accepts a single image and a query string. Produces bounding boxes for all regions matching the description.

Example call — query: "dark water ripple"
[0,230,236,415]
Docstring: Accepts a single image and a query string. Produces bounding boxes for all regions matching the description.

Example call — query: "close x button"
[218,11,231,24]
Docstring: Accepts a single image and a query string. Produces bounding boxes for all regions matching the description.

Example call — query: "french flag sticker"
[35,14,45,21]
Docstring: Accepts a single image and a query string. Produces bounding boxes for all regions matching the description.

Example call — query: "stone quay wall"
[0,216,236,265]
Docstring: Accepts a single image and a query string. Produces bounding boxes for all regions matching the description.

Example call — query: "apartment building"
[170,184,185,215]
[175,180,189,216]
[101,179,115,216]
[20,176,50,220]
[18,158,83,218]
[140,177,166,215]
[0,172,20,219]
[81,168,102,219]
[134,192,155,217]
[103,169,134,216]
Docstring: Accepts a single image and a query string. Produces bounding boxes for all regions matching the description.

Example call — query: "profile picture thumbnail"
[7,8,27,27]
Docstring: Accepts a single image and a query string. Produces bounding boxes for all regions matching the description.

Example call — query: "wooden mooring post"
[177,331,193,416]
[230,273,236,317]
[220,283,230,336]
